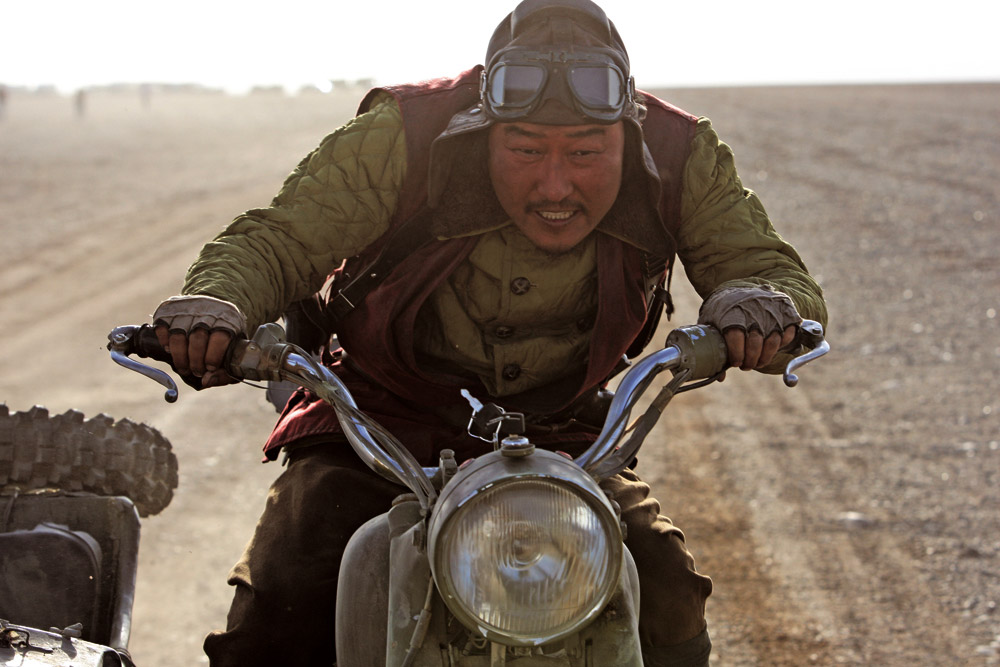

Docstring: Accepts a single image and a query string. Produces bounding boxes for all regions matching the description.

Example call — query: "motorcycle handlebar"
[108,325,182,402]
[108,323,438,504]
[109,320,827,487]
[575,320,828,478]
[119,324,169,362]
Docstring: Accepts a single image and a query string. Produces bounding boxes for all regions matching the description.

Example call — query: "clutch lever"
[783,320,829,387]
[108,325,179,403]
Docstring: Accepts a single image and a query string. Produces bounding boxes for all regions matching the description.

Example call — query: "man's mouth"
[538,210,575,221]
[532,207,584,226]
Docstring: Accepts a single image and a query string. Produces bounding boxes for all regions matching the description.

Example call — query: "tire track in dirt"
[635,279,838,666]
[639,284,975,664]
[647,394,836,666]
[4,85,998,666]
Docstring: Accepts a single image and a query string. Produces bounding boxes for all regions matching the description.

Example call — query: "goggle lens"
[485,56,629,122]
[569,65,624,110]
[489,64,546,108]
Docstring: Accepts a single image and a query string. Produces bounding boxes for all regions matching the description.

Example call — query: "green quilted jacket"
[182,94,827,386]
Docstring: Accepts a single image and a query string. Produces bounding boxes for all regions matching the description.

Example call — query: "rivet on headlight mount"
[500,435,535,457]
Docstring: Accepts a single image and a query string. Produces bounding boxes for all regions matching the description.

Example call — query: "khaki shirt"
[414,226,598,396]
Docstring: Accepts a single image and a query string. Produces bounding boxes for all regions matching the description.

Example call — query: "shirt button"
[502,363,521,380]
[510,277,532,295]
[495,325,515,339]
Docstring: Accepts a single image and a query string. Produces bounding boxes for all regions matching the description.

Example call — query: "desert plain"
[1,81,998,665]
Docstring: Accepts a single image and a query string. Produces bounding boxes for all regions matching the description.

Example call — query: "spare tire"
[0,405,178,516]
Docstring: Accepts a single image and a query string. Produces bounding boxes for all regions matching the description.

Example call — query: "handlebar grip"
[664,324,729,381]
[130,324,174,364]
[107,324,206,397]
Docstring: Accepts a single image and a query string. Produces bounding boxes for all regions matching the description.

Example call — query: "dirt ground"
[1,82,997,666]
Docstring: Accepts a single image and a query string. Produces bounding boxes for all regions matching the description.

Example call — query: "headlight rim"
[428,450,623,646]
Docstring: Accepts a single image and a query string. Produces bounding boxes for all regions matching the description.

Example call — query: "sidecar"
[1,494,140,666]
[0,406,178,666]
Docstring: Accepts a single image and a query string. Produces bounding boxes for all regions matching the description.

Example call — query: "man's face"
[487,120,625,253]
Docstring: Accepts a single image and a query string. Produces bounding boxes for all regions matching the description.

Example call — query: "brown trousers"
[203,445,712,666]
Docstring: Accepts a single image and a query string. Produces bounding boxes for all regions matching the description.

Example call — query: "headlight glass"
[434,477,619,643]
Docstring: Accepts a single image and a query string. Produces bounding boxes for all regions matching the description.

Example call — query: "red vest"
[263,68,698,463]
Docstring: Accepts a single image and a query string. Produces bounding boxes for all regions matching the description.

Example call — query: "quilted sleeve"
[676,118,828,328]
[180,93,406,331]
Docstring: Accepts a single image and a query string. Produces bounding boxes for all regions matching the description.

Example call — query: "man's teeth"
[539,211,574,221]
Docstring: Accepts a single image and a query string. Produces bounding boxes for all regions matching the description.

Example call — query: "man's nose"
[536,156,574,202]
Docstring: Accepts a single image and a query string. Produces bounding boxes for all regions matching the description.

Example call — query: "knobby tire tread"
[0,404,178,516]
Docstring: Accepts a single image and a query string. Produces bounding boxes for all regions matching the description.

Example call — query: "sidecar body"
[0,493,140,666]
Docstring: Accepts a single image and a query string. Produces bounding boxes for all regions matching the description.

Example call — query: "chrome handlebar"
[108,323,437,507]
[109,320,827,493]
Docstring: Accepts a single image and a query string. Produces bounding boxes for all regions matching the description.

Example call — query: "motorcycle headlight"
[427,449,622,646]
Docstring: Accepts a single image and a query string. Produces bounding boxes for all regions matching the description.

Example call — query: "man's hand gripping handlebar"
[108,320,828,486]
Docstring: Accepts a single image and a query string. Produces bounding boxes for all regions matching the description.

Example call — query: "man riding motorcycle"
[150,1,828,664]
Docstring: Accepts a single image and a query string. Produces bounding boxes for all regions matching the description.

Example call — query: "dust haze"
[1,83,997,665]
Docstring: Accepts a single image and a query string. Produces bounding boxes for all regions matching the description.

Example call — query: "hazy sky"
[4,0,998,93]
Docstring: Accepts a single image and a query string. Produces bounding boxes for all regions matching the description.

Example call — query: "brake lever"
[783,320,829,387]
[108,325,179,403]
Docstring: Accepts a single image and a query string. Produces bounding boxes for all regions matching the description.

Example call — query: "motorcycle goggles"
[481,48,636,123]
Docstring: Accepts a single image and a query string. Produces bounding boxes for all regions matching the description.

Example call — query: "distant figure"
[140,83,151,109]
[74,89,86,118]
[0,85,7,120]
